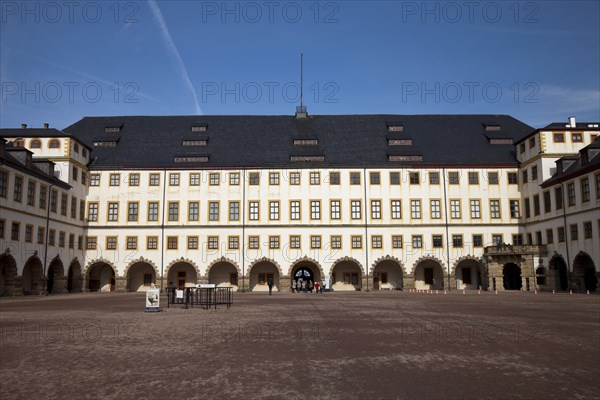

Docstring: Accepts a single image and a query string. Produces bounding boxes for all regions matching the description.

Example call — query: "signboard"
[176,289,184,299]
[145,288,160,312]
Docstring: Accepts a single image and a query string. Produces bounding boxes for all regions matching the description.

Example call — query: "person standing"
[267,276,274,296]
[314,281,320,294]
[292,280,297,293]
[302,280,307,293]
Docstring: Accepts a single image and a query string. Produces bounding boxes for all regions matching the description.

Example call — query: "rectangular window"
[488,172,499,184]
[524,197,531,218]
[570,224,578,241]
[25,224,33,242]
[529,136,536,149]
[109,173,120,186]
[351,200,362,220]
[209,172,220,186]
[452,235,463,248]
[147,236,158,250]
[567,183,576,206]
[88,203,98,222]
[290,201,301,220]
[208,201,219,221]
[331,235,341,249]
[108,202,119,221]
[370,172,380,185]
[106,236,117,250]
[411,200,421,219]
[310,200,321,220]
[492,234,503,246]
[269,172,280,185]
[0,171,8,198]
[90,174,100,186]
[26,181,35,206]
[189,173,200,186]
[533,195,540,216]
[596,173,600,199]
[470,200,481,219]
[188,202,199,221]
[519,143,526,154]
[522,169,528,184]
[249,201,259,221]
[554,133,565,143]
[572,133,583,142]
[409,172,420,184]
[450,200,461,219]
[39,185,47,209]
[60,193,68,216]
[448,171,459,184]
[350,172,361,185]
[168,202,179,221]
[371,200,381,219]
[129,173,140,186]
[543,191,552,213]
[270,201,280,220]
[248,236,259,249]
[555,187,563,210]
[290,235,301,249]
[508,172,518,184]
[330,200,341,220]
[428,200,440,219]
[86,236,97,250]
[81,172,87,185]
[127,237,138,250]
[390,172,400,185]
[229,201,239,221]
[167,236,178,250]
[490,200,501,219]
[50,189,57,213]
[78,235,83,250]
[128,202,139,222]
[531,165,538,181]
[71,197,77,219]
[169,173,180,186]
[80,200,85,221]
[229,172,240,185]
[412,235,422,249]
[510,200,520,218]
[391,200,402,219]
[228,236,239,250]
[429,172,440,185]
[472,234,483,247]
[329,171,340,185]
[208,236,219,250]
[583,222,593,239]
[392,235,403,249]
[148,202,159,221]
[351,235,362,249]
[13,176,22,202]
[558,227,565,242]
[37,227,45,244]
[546,229,554,244]
[289,172,300,185]
[149,173,160,186]
[48,229,55,246]
[310,236,321,249]
[310,172,321,185]
[581,177,590,202]
[468,172,479,185]
[249,172,260,185]
[371,235,382,249]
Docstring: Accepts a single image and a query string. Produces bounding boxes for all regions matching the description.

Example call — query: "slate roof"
[541,139,600,188]
[60,114,534,169]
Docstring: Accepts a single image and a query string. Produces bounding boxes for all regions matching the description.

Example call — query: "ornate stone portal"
[485,245,548,291]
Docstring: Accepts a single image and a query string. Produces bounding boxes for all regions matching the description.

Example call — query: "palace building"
[0,113,598,295]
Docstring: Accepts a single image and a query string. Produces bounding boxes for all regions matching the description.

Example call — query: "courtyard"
[0,291,599,400]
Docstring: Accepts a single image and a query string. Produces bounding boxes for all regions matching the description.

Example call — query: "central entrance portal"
[294,267,314,291]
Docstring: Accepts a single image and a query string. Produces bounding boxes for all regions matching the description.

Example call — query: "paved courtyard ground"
[0,290,599,400]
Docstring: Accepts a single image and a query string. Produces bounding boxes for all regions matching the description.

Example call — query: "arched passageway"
[249,260,280,292]
[503,263,522,291]
[87,263,116,292]
[22,256,44,295]
[572,252,597,292]
[167,262,198,290]
[331,259,362,291]
[127,262,157,292]
[414,260,444,290]
[372,260,403,290]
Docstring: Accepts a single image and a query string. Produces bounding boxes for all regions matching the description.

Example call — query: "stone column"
[404,275,415,290]
[115,276,126,292]
[279,276,291,293]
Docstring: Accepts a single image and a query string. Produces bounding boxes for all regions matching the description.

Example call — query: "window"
[430,200,442,219]
[109,173,120,186]
[411,200,421,219]
[555,187,563,210]
[570,224,578,241]
[558,227,565,242]
[510,200,520,218]
[508,172,518,184]
[350,172,361,185]
[128,202,139,222]
[529,136,536,149]
[30,139,42,148]
[412,235,422,249]
[370,172,380,185]
[429,172,440,185]
[189,173,200,186]
[72,166,78,182]
[351,235,362,249]
[546,229,554,244]
[492,234,503,246]
[25,224,33,242]
[472,234,483,247]
[108,202,119,221]
[49,139,60,148]
[329,172,340,185]
[90,174,100,186]
[409,172,420,184]
[536,231,542,245]
[269,172,280,185]
[490,200,501,219]
[289,172,300,185]
[567,183,576,206]
[50,189,57,213]
[60,193,68,216]
[372,235,382,249]
[310,236,321,249]
[390,172,400,185]
[78,235,83,250]
[149,173,160,186]
[249,172,260,185]
[229,202,239,221]
[290,201,301,220]
[127,237,138,250]
[468,172,479,185]
[290,235,301,249]
[39,185,47,209]
[188,202,199,221]
[542,191,551,213]
[169,173,180,186]
[330,200,341,220]
[148,202,159,221]
[48,229,55,246]
[208,201,219,221]
[228,236,239,250]
[572,133,583,142]
[581,178,590,202]
[391,200,402,219]
[167,236,178,250]
[531,165,538,181]
[13,176,23,202]
[371,200,381,219]
[26,181,35,206]
[553,133,565,143]
[583,222,593,239]
[248,236,259,249]
[392,235,403,249]
[208,236,219,250]
[452,235,463,247]
[229,172,240,185]
[310,172,320,185]
[147,236,158,250]
[470,200,481,219]
[450,200,461,219]
[596,173,600,199]
[269,201,280,220]
[351,200,362,220]
[331,235,342,249]
[448,171,459,184]
[168,202,179,221]
[310,200,321,220]
[86,237,97,250]
[209,173,220,186]
[519,143,525,154]
[106,237,117,250]
[88,203,98,222]
[522,169,528,184]
[533,195,540,216]
[82,148,87,157]
[37,227,44,244]
[488,172,499,184]
[249,201,259,220]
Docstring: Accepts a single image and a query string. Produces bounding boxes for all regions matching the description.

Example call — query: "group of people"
[292,279,324,293]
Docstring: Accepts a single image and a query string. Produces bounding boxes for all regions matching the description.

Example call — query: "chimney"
[568,116,576,128]
[295,105,308,119]
[21,123,27,129]
[44,123,49,129]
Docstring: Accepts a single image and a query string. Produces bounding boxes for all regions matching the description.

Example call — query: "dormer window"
[290,155,325,162]
[93,141,117,148]
[49,139,60,148]
[293,139,318,146]
[484,124,500,131]
[489,138,513,145]
[386,122,403,132]
[30,139,42,148]
[388,139,412,146]
[174,155,209,163]
[388,155,422,162]
[183,140,207,147]
[191,123,207,132]
[105,127,121,133]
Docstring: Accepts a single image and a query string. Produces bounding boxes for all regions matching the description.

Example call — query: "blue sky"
[1,0,598,129]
